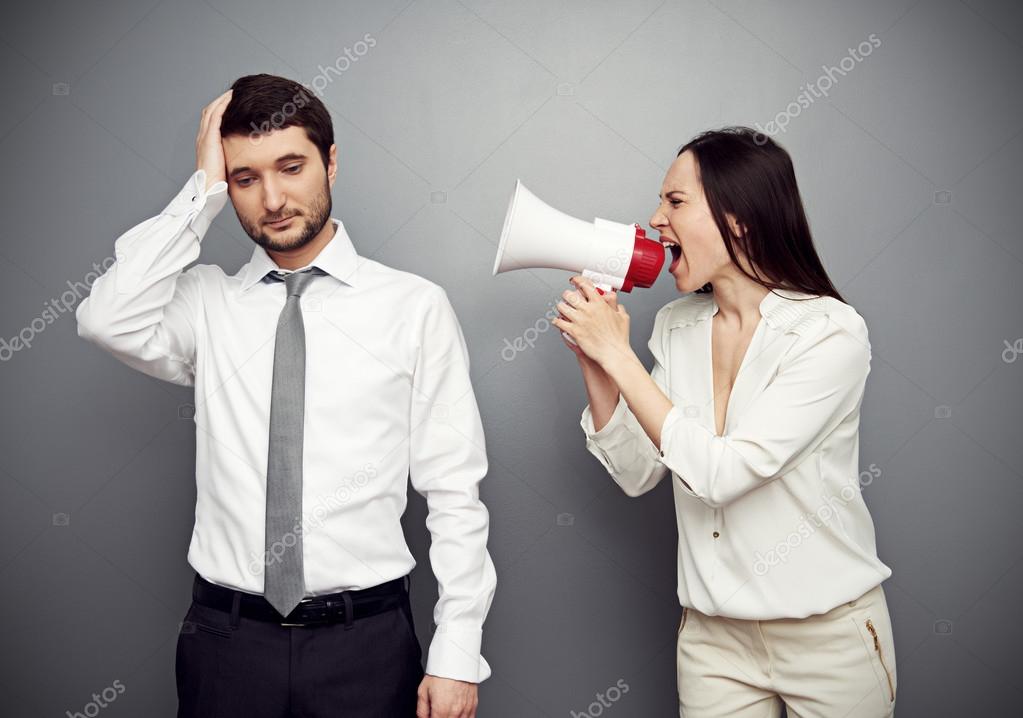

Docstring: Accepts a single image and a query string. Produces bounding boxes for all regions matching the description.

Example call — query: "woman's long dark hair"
[678,127,844,303]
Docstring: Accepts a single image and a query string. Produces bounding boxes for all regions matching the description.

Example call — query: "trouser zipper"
[865,618,894,702]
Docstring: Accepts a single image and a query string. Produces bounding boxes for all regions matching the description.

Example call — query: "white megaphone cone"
[492,180,666,344]
[493,180,664,292]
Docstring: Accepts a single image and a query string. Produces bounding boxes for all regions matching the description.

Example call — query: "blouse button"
[659,449,665,457]
[712,531,720,538]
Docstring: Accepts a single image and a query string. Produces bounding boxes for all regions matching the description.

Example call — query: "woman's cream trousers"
[677,582,897,717]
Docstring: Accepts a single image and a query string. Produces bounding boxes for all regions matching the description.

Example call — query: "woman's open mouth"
[660,237,683,273]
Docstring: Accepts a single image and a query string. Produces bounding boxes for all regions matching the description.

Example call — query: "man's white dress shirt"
[76,169,497,683]
[580,289,892,620]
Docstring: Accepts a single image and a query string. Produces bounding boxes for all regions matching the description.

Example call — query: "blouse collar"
[667,288,830,332]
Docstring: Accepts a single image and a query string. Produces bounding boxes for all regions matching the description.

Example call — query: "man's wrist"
[426,673,477,685]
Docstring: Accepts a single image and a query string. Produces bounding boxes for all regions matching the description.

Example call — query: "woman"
[552,127,897,717]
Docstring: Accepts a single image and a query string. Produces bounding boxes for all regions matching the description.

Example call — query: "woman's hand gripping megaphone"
[552,276,632,368]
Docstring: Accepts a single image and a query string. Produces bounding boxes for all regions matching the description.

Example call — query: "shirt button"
[712,531,720,538]
[659,450,665,457]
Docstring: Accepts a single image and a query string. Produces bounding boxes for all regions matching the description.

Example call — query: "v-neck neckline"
[705,295,768,437]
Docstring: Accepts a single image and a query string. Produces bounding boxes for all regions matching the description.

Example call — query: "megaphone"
[492,180,665,293]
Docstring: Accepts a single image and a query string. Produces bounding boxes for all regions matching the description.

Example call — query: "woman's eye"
[669,199,682,207]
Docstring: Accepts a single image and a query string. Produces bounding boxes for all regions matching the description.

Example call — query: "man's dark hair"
[220,74,334,170]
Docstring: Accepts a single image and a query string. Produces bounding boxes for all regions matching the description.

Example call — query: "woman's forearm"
[579,357,621,432]
[600,350,674,450]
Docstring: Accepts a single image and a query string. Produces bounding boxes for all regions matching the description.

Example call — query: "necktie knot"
[268,267,323,298]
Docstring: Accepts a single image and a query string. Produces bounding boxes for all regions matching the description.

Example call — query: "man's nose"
[262,183,286,211]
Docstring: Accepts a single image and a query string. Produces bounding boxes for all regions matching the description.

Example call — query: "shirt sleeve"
[407,286,497,684]
[75,169,229,386]
[579,303,672,497]
[658,310,871,508]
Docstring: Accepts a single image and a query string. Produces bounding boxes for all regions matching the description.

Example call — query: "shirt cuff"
[579,395,644,474]
[580,393,629,440]
[160,169,229,238]
[425,625,491,683]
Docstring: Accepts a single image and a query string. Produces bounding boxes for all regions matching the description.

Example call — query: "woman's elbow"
[611,464,668,498]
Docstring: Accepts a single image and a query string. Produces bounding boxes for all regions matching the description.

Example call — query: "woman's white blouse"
[579,289,892,620]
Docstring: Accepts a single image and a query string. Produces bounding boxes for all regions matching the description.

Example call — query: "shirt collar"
[238,218,361,293]
[669,287,825,331]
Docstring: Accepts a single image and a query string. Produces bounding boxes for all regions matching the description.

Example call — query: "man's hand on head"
[195,89,233,192]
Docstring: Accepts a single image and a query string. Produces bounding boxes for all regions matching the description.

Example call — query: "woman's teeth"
[658,238,683,272]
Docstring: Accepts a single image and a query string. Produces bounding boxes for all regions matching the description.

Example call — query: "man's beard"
[240,180,333,252]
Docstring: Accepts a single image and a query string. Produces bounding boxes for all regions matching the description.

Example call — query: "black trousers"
[175,573,424,717]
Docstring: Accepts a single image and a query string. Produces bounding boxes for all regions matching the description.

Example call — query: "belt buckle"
[280,598,334,627]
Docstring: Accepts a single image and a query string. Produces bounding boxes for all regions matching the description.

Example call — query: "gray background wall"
[1,0,1021,715]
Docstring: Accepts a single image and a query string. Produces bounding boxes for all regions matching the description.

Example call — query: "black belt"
[192,572,409,628]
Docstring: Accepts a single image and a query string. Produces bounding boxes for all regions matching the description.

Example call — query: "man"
[76,74,496,718]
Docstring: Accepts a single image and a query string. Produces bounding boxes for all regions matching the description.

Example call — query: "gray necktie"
[263,267,322,618]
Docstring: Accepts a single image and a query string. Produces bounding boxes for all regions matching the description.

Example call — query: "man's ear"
[326,143,338,188]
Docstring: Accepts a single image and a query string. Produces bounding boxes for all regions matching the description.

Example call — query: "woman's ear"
[726,213,746,239]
